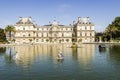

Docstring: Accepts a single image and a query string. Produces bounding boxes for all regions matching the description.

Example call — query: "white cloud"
[57,4,71,13]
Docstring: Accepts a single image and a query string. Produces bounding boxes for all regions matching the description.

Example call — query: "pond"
[0,44,120,80]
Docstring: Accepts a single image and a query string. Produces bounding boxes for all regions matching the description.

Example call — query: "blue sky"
[0,0,120,32]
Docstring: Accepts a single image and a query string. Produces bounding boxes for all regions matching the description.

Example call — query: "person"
[13,52,20,60]
[58,52,64,59]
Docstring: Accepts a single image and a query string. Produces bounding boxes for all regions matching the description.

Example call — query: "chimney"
[73,21,76,25]
[78,16,81,21]
[19,16,22,20]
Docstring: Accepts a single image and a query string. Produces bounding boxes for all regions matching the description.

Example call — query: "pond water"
[0,44,120,80]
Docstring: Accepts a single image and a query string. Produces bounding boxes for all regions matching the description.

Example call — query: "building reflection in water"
[4,46,15,62]
[0,47,6,54]
[14,44,65,66]
[109,45,120,63]
[13,44,95,67]
[14,45,36,67]
[72,44,95,66]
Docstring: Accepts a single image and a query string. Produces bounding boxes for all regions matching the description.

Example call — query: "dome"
[52,21,59,26]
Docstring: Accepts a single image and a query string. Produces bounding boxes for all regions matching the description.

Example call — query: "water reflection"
[109,45,120,62]
[76,44,95,66]
[14,45,39,67]
[99,47,106,53]
[0,47,6,54]
[72,47,77,60]
[0,44,96,66]
[1,44,120,80]
[57,59,64,64]
[13,44,66,66]
[4,46,15,63]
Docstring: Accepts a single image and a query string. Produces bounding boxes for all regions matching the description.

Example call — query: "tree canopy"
[5,25,16,33]
[104,16,120,41]
[112,17,120,29]
[0,28,7,43]
[5,25,16,41]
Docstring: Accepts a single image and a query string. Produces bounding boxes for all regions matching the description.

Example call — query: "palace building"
[14,17,95,44]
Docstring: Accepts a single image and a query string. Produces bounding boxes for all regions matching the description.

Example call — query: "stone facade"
[14,17,95,44]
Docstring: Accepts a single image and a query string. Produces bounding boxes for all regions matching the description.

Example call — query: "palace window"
[85,33,87,36]
[23,35,25,37]
[42,39,44,42]
[80,27,82,30]
[28,34,30,37]
[85,26,87,30]
[23,27,25,30]
[90,33,92,36]
[62,39,64,42]
[54,34,57,37]
[36,39,38,42]
[54,39,57,41]
[62,33,64,37]
[42,33,43,37]
[37,34,38,37]
[80,33,82,36]
[90,26,92,30]
[47,33,48,37]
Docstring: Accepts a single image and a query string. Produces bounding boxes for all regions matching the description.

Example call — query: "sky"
[0,0,120,32]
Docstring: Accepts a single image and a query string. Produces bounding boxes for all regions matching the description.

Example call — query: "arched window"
[90,33,92,36]
[23,35,25,37]
[85,26,87,30]
[23,27,25,30]
[37,33,38,37]
[42,33,43,37]
[47,33,48,37]
[36,39,38,42]
[42,39,44,42]
[62,33,64,37]
[90,26,92,30]
[80,27,82,30]
[80,33,82,36]
[62,39,64,41]
[54,34,57,37]
[85,33,87,36]
[28,34,30,37]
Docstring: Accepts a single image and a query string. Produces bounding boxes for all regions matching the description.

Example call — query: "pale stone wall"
[14,17,95,44]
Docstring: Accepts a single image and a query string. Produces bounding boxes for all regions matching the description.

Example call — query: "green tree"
[104,17,120,40]
[95,32,103,42]
[78,38,82,43]
[5,25,16,42]
[0,28,7,43]
[59,39,62,43]
[12,39,16,43]
[29,39,32,42]
[66,39,69,42]
[112,17,120,29]
[46,39,49,42]
[105,25,118,41]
